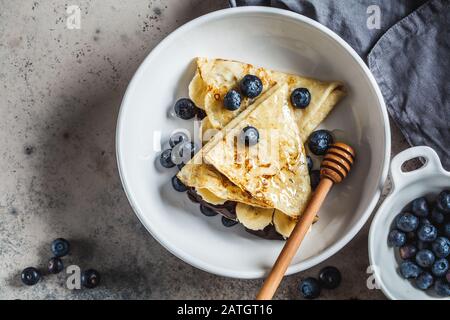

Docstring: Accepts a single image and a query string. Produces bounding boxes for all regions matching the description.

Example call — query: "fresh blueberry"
[388,229,406,247]
[396,212,419,232]
[196,108,207,120]
[48,257,64,274]
[399,244,417,260]
[199,204,219,217]
[239,75,263,98]
[171,175,188,192]
[221,216,238,227]
[299,277,321,299]
[431,207,445,225]
[21,267,41,286]
[318,266,341,289]
[306,156,313,172]
[81,269,101,289]
[310,170,320,190]
[434,279,450,297]
[240,126,259,146]
[159,149,175,168]
[415,249,435,268]
[444,223,450,238]
[432,237,450,258]
[431,258,449,277]
[290,88,311,109]
[399,261,422,279]
[169,131,189,148]
[174,98,196,120]
[308,130,334,156]
[51,238,70,257]
[417,224,438,242]
[223,89,242,111]
[436,190,450,214]
[411,197,429,217]
[415,272,434,290]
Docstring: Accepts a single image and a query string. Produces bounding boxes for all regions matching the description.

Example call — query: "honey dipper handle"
[256,178,334,300]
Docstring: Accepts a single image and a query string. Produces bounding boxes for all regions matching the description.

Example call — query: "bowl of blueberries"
[369,146,450,299]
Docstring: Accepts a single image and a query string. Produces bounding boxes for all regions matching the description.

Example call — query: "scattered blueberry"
[81,269,101,289]
[310,170,320,190]
[196,108,207,120]
[171,175,188,192]
[21,267,41,286]
[411,197,429,217]
[221,216,238,227]
[223,89,242,111]
[48,257,64,274]
[169,131,189,148]
[431,258,449,277]
[431,207,445,225]
[396,212,419,232]
[399,261,422,279]
[240,126,259,146]
[415,249,435,268]
[399,244,417,260]
[436,190,450,214]
[308,130,334,156]
[434,279,450,297]
[239,75,263,98]
[199,204,219,217]
[417,224,438,242]
[432,237,450,258]
[299,277,321,299]
[415,272,434,290]
[306,156,313,173]
[290,88,311,109]
[51,238,70,257]
[388,229,406,247]
[444,223,450,238]
[159,149,175,168]
[174,98,196,120]
[318,266,341,289]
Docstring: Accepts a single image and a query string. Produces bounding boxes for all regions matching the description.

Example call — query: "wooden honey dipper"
[256,142,355,300]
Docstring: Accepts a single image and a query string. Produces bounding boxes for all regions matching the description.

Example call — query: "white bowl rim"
[116,6,391,279]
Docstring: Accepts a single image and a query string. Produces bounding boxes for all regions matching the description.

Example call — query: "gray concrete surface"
[0,0,410,299]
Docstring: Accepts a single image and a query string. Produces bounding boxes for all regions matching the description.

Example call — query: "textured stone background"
[0,0,410,299]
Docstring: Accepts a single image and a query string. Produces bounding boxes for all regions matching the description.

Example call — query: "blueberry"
[310,170,320,190]
[308,130,334,156]
[417,224,438,242]
[290,88,311,109]
[180,142,198,163]
[434,279,450,297]
[388,229,406,247]
[239,75,263,98]
[431,207,445,225]
[171,175,187,192]
[223,89,242,111]
[318,266,341,289]
[240,126,259,146]
[221,216,238,227]
[199,204,219,217]
[436,190,450,214]
[299,277,321,299]
[169,132,189,148]
[21,267,41,286]
[306,156,313,172]
[444,223,450,238]
[159,149,175,168]
[174,98,196,120]
[411,197,429,217]
[432,237,450,258]
[419,218,431,226]
[415,249,435,268]
[396,212,419,232]
[415,272,434,290]
[81,269,101,289]
[399,261,422,279]
[48,257,64,274]
[51,238,70,257]
[196,108,207,120]
[431,258,449,277]
[399,244,417,260]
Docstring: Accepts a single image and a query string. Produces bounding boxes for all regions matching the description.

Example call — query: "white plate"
[116,7,390,279]
[369,146,450,300]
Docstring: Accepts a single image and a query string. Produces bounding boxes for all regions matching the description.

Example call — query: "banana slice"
[236,203,274,231]
[196,188,227,205]
[274,210,319,238]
